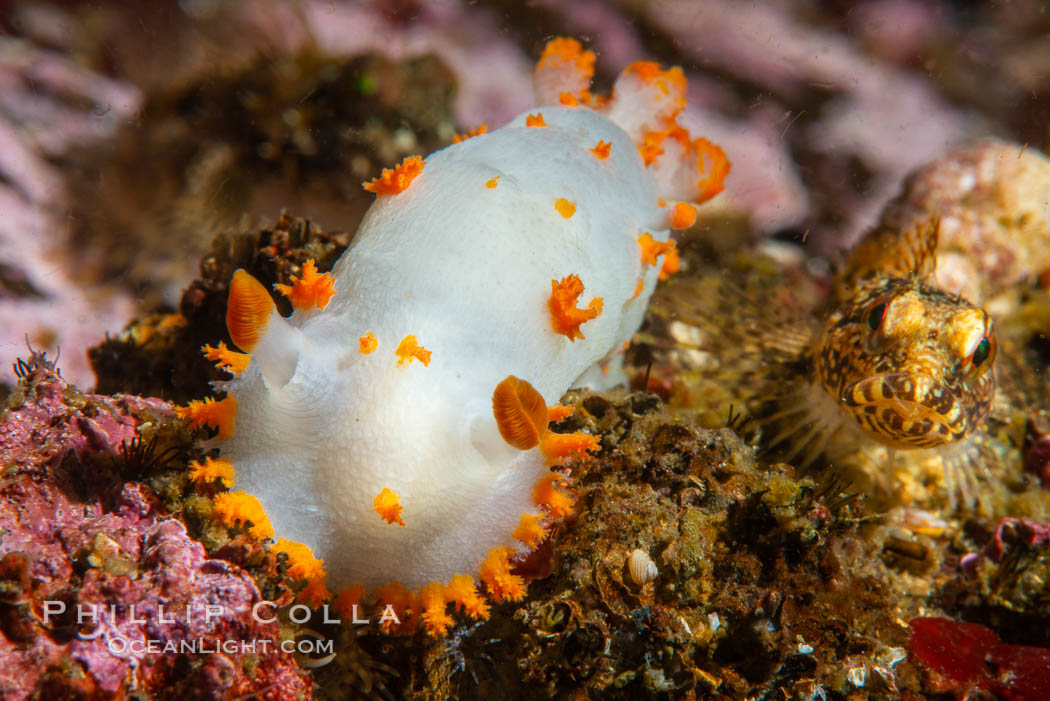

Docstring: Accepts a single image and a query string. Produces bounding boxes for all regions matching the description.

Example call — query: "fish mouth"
[840,373,963,448]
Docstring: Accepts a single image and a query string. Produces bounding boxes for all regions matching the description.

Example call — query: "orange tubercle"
[637,232,678,267]
[525,113,547,128]
[419,582,454,636]
[274,259,337,311]
[374,487,406,526]
[659,246,680,281]
[513,512,548,549]
[395,335,432,366]
[537,37,596,78]
[485,176,500,189]
[177,396,238,440]
[226,270,275,353]
[547,404,575,423]
[533,472,575,519]
[693,137,731,203]
[188,457,235,488]
[638,130,667,166]
[202,342,250,375]
[548,274,603,342]
[447,574,491,619]
[540,430,600,466]
[554,197,576,218]
[590,140,611,160]
[332,585,366,620]
[492,375,549,451]
[363,155,424,196]
[452,123,487,144]
[479,546,526,602]
[374,582,417,634]
[359,332,378,354]
[671,202,697,230]
[559,92,580,107]
[213,490,274,540]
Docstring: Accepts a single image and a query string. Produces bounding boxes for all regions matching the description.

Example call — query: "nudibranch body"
[181,38,728,632]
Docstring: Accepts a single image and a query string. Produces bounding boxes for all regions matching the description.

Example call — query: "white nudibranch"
[178,37,729,636]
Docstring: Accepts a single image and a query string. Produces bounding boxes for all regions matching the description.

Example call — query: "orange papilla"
[332,585,366,619]
[540,430,600,466]
[637,232,677,267]
[638,130,667,166]
[559,92,580,107]
[547,404,575,423]
[419,582,454,636]
[532,473,574,519]
[274,259,337,311]
[373,487,406,526]
[452,123,487,144]
[631,278,645,299]
[492,376,549,450]
[513,512,548,549]
[447,574,491,619]
[554,197,576,218]
[537,37,595,79]
[362,155,424,196]
[525,113,547,128]
[373,582,417,633]
[693,137,731,203]
[590,140,611,159]
[359,332,378,354]
[548,275,603,342]
[671,202,697,230]
[188,457,235,488]
[395,334,432,366]
[212,490,274,540]
[479,547,526,602]
[226,270,275,353]
[176,396,238,440]
[202,342,250,375]
[659,246,681,281]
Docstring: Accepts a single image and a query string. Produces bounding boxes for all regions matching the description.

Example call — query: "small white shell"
[628,548,658,585]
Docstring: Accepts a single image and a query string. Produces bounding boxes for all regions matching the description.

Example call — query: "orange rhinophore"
[452,123,487,143]
[213,490,274,539]
[540,430,600,466]
[548,274,603,342]
[671,202,697,230]
[479,546,526,602]
[189,457,235,487]
[694,137,731,203]
[419,582,454,636]
[177,396,238,440]
[492,376,549,451]
[359,332,378,354]
[363,155,424,196]
[554,197,576,218]
[513,512,548,549]
[274,259,337,310]
[226,270,275,353]
[533,472,574,519]
[447,574,491,619]
[395,335,432,366]
[590,140,611,160]
[202,342,250,375]
[525,113,547,128]
[374,487,406,526]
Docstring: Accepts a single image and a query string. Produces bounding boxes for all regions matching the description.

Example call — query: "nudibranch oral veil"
[183,38,728,633]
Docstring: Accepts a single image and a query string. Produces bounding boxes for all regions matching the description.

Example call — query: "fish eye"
[971,335,992,367]
[866,301,887,330]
